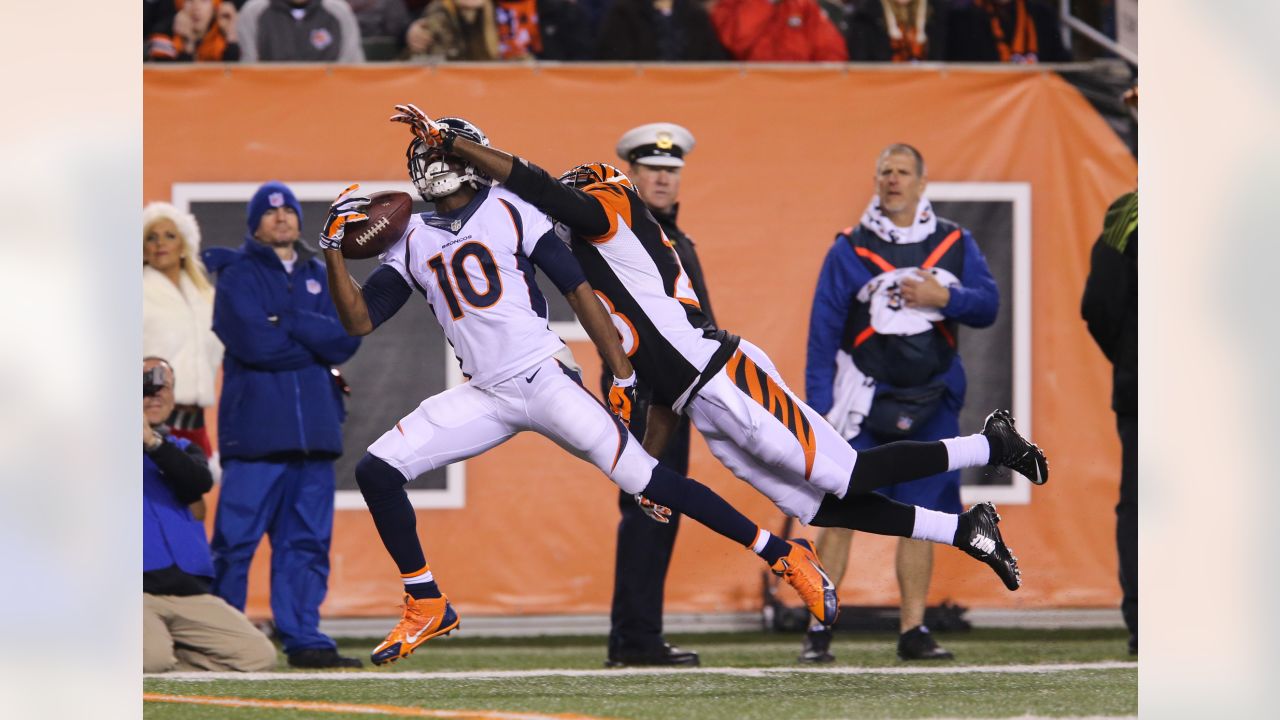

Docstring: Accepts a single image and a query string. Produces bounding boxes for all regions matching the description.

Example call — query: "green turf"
[144,628,1137,719]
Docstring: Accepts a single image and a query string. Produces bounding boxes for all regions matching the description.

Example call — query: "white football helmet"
[406,117,493,201]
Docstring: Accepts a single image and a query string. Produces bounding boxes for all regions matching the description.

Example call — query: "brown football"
[341,190,414,260]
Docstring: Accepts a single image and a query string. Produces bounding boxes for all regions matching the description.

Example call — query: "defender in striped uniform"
[397,106,1049,599]
[320,117,841,666]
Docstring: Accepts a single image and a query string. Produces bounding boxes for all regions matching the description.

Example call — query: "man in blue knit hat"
[209,181,363,668]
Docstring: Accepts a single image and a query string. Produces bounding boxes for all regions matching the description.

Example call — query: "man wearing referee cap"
[604,122,715,669]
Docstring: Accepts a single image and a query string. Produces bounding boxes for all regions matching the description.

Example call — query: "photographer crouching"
[143,357,276,673]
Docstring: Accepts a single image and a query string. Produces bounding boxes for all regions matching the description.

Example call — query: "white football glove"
[634,493,672,524]
[319,183,370,251]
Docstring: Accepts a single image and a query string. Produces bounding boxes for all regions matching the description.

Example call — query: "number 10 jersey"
[380,186,567,388]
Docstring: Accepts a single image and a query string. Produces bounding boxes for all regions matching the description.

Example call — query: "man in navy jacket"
[209,181,362,669]
[802,145,999,662]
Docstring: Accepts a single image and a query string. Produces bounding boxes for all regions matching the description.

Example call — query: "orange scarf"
[172,0,230,62]
[882,0,928,62]
[977,0,1038,64]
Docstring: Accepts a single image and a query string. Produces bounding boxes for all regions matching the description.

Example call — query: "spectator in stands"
[535,0,594,60]
[143,203,224,461]
[146,0,242,61]
[144,357,277,673]
[404,0,501,61]
[802,144,999,663]
[711,0,848,61]
[946,0,1067,63]
[1081,186,1138,656]
[847,0,948,62]
[347,0,413,57]
[596,0,727,61]
[495,0,541,59]
[238,0,366,62]
[209,181,363,669]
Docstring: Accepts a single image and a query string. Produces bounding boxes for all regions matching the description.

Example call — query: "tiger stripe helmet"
[558,162,635,192]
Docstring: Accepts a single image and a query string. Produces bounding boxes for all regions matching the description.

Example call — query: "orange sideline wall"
[144,65,1136,617]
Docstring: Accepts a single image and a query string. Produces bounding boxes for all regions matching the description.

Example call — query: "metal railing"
[1061,0,1138,65]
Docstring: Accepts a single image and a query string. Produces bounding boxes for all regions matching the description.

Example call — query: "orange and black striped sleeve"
[580,183,631,243]
[505,159,611,237]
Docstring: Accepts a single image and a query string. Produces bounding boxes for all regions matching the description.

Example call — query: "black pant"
[1116,413,1138,646]
[607,406,691,656]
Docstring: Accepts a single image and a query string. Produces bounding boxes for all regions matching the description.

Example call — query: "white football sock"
[911,507,959,544]
[751,528,772,555]
[942,434,990,471]
[402,568,435,585]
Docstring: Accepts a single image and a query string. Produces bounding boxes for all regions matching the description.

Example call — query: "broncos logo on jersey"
[557,162,635,192]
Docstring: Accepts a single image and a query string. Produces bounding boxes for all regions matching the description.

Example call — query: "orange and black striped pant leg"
[723,349,817,480]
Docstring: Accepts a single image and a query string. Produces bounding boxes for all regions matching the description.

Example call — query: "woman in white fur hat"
[143,202,224,458]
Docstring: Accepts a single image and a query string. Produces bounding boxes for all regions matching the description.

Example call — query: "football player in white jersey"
[319,117,840,666]
[390,105,1050,600]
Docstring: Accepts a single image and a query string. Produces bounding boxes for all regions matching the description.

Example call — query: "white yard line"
[143,693,601,719]
[147,660,1136,682]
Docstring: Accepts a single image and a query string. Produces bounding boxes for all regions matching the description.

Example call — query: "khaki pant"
[143,593,277,673]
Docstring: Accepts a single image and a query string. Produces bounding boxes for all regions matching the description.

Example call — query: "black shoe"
[604,642,700,668]
[983,409,1049,485]
[957,502,1022,591]
[1129,636,1138,655]
[897,625,954,661]
[799,627,835,663]
[287,648,363,669]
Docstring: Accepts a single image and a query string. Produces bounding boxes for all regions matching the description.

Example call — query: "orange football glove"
[390,103,454,149]
[319,183,370,251]
[608,373,637,426]
[634,493,672,524]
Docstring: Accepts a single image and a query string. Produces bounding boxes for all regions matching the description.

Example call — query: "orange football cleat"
[771,539,840,627]
[370,594,461,666]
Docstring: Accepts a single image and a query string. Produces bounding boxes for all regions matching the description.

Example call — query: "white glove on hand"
[634,493,672,524]
[319,183,371,251]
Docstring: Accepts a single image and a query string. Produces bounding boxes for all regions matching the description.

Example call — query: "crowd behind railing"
[143,0,1128,66]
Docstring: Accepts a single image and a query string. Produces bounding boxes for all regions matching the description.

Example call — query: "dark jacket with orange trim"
[805,222,997,417]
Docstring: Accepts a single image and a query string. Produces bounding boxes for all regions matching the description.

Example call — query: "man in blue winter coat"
[209,181,362,669]
[801,144,1000,663]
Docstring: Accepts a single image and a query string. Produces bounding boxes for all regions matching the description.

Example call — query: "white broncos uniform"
[365,186,656,494]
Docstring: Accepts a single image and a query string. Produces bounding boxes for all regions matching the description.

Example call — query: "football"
[341,190,414,260]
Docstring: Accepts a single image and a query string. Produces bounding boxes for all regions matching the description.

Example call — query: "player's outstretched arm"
[319,185,377,335]
[390,103,609,234]
[322,248,375,336]
[565,282,633,381]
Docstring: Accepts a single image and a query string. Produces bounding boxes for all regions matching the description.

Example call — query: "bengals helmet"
[557,162,635,192]
[407,117,493,200]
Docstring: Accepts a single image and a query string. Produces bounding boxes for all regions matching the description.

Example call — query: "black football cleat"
[605,643,700,668]
[798,627,835,663]
[983,409,1049,485]
[286,648,363,669]
[897,625,954,661]
[957,502,1021,591]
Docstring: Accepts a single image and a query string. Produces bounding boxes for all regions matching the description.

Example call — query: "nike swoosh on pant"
[525,368,541,383]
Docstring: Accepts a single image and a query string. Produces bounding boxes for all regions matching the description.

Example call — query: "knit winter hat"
[143,202,202,259]
[246,181,303,234]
